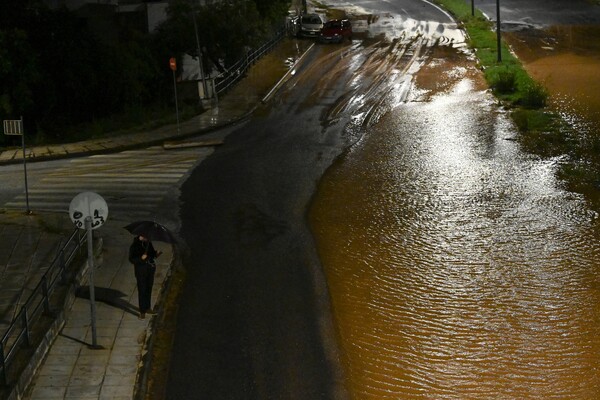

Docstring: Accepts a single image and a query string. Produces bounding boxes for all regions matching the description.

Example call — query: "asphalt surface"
[166,45,351,399]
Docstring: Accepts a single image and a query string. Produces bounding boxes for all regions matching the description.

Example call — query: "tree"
[0,0,168,141]
[158,0,284,73]
[0,0,289,145]
[0,29,40,117]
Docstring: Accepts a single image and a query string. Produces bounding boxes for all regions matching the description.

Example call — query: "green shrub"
[491,67,517,94]
[519,81,548,108]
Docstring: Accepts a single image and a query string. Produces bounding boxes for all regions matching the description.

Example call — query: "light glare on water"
[310,67,600,399]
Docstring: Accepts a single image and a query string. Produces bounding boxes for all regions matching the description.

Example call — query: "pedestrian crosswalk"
[3,146,211,219]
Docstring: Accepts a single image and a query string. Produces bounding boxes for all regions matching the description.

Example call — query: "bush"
[491,67,517,94]
[519,81,548,108]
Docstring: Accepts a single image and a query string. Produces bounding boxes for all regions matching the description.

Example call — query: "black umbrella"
[124,221,177,243]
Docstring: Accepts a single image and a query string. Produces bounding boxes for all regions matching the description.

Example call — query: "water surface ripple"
[311,73,600,399]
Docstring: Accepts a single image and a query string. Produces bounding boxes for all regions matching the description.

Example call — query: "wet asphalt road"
[163,0,460,396]
[349,0,453,21]
[162,0,600,398]
[165,46,353,399]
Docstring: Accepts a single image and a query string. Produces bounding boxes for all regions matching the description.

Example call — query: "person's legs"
[145,265,156,313]
[135,264,150,315]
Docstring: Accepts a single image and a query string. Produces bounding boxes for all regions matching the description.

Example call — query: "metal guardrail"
[0,228,86,386]
[214,29,286,96]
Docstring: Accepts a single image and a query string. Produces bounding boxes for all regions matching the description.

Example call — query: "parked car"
[319,19,352,43]
[298,13,324,38]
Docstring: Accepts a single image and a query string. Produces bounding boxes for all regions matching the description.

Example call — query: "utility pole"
[496,0,502,62]
[191,3,208,101]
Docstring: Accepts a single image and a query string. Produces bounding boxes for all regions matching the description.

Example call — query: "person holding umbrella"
[128,234,162,319]
[125,221,176,319]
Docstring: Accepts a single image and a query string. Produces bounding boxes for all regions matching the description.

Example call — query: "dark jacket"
[128,236,158,266]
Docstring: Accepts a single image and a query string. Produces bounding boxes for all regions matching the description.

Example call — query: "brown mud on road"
[413,45,489,100]
[505,26,600,134]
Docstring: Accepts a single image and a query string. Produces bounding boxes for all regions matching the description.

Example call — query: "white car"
[297,14,324,38]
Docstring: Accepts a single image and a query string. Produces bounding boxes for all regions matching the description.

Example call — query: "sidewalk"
[23,218,172,400]
[0,37,313,400]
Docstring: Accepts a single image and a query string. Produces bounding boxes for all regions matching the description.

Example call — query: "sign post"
[3,117,30,214]
[496,0,502,62]
[191,11,208,101]
[169,57,181,134]
[69,192,108,349]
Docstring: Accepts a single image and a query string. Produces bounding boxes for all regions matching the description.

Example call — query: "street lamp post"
[190,2,208,100]
[471,0,474,16]
[496,0,502,62]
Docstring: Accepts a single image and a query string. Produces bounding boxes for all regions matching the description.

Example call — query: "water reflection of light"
[416,79,483,176]
[368,15,466,47]
[311,69,600,398]
[321,0,466,45]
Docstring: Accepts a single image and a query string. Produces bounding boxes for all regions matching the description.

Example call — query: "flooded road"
[310,30,600,400]
[165,0,600,397]
[506,25,600,135]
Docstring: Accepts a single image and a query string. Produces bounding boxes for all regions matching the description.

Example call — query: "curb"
[0,118,237,167]
[132,243,182,400]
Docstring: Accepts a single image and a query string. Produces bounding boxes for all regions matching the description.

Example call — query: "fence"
[0,228,86,386]
[214,29,285,96]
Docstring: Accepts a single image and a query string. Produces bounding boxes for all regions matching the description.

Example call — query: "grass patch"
[435,0,547,106]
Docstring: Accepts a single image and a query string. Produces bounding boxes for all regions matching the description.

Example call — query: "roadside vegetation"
[0,0,288,149]
[433,0,600,212]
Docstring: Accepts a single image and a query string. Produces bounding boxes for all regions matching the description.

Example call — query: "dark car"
[319,19,352,43]
[297,13,324,38]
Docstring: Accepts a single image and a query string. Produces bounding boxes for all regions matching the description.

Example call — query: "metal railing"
[0,228,86,386]
[214,29,285,96]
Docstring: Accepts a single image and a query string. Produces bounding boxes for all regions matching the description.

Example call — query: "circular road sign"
[69,191,109,230]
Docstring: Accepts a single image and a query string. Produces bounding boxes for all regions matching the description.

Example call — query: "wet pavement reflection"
[310,47,600,398]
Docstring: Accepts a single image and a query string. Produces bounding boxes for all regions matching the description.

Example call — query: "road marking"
[3,147,207,217]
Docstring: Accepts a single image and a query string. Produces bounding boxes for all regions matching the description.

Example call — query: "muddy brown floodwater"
[506,25,600,134]
[310,40,600,399]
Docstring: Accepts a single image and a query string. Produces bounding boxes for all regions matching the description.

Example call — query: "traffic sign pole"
[21,117,30,214]
[170,57,180,134]
[85,216,99,348]
[69,192,108,350]
[3,117,30,214]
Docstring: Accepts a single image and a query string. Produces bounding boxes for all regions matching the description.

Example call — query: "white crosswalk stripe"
[4,147,211,218]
